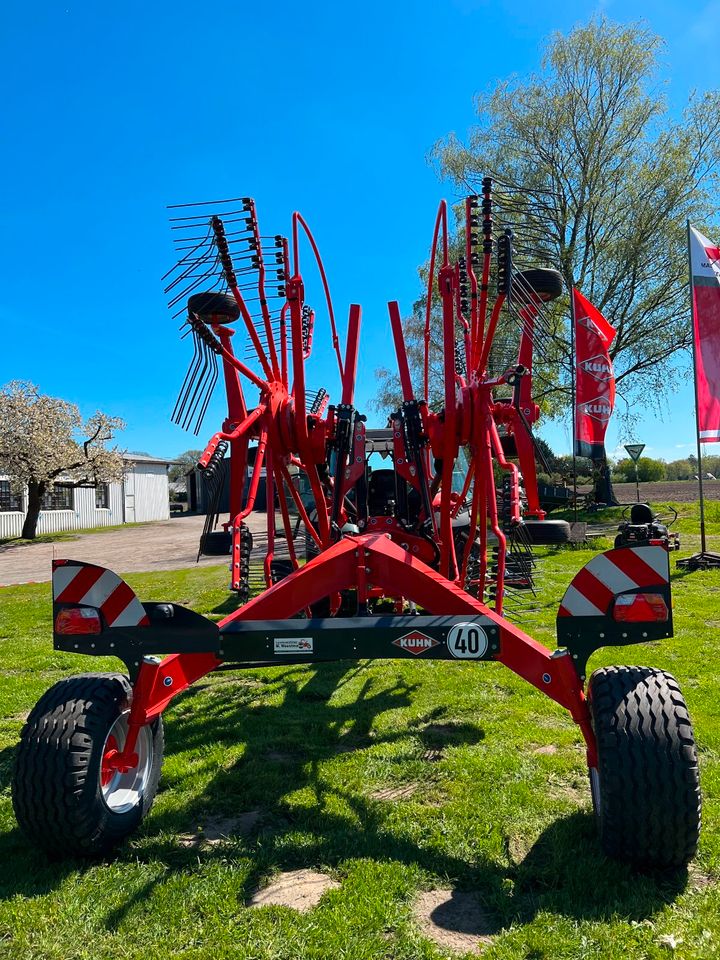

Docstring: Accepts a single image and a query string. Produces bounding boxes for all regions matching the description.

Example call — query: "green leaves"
[427,17,720,421]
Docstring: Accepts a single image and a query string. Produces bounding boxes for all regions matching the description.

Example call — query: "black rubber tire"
[520,519,571,545]
[12,673,164,858]
[270,559,294,584]
[588,666,701,869]
[513,268,564,304]
[310,590,358,617]
[188,291,240,322]
[200,531,233,555]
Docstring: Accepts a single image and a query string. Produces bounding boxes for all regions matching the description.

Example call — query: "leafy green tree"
[554,454,594,481]
[533,436,560,473]
[665,458,693,481]
[701,454,720,477]
[616,457,665,482]
[376,20,720,508]
[169,449,202,484]
[431,19,720,421]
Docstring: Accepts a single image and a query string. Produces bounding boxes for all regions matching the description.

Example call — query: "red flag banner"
[689,225,720,443]
[573,289,616,460]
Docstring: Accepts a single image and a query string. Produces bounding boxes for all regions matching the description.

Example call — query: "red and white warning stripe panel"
[558,545,669,618]
[52,560,149,628]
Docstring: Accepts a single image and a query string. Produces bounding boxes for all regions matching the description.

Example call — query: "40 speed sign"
[446,621,490,659]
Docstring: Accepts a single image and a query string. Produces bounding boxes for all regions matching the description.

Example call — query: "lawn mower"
[614,502,680,551]
[12,183,701,870]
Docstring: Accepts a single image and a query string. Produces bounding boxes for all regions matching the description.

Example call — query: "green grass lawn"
[0,521,154,548]
[0,538,719,959]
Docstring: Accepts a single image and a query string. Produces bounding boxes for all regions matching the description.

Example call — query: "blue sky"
[1,0,718,463]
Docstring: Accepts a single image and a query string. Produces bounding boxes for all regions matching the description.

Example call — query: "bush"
[666,458,693,481]
[616,457,666,482]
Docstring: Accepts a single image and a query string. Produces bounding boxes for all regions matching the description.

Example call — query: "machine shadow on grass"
[82,660,688,935]
[0,660,691,932]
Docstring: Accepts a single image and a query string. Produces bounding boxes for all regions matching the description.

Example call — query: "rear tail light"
[613,592,668,623]
[55,607,102,635]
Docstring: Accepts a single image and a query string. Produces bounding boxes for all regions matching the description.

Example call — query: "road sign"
[624,443,645,462]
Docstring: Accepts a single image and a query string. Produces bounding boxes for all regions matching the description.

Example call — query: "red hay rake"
[12,183,701,870]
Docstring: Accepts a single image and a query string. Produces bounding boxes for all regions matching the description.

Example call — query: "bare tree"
[0,381,126,539]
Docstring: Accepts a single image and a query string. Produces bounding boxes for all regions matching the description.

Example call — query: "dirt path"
[0,513,299,586]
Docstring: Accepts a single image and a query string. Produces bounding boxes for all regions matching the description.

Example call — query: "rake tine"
[164,254,216,281]
[167,265,222,309]
[175,344,207,428]
[169,210,247,223]
[164,251,218,297]
[160,228,211,282]
[194,352,219,435]
[170,212,248,229]
[184,320,224,432]
[167,196,250,210]
[181,337,213,432]
[172,327,203,424]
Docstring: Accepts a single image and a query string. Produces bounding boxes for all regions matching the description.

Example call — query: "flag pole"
[688,220,708,555]
[569,287,578,521]
[677,221,720,570]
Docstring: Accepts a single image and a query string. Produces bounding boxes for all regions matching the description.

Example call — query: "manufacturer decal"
[446,622,489,660]
[273,637,314,654]
[392,630,439,656]
[578,396,612,424]
[579,354,613,382]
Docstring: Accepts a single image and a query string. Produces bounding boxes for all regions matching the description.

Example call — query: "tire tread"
[589,665,701,868]
[12,673,163,858]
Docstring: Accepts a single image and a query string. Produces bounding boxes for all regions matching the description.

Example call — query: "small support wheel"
[520,519,571,545]
[588,665,701,869]
[187,290,240,322]
[200,530,233,555]
[12,673,164,857]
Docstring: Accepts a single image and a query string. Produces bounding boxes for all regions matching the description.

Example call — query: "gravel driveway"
[0,513,293,586]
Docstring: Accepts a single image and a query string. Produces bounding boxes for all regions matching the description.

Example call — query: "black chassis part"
[53,605,503,678]
[556,579,673,681]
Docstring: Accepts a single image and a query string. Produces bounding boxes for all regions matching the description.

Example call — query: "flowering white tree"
[0,381,126,539]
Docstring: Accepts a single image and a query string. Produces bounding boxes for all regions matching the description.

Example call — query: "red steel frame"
[104,189,602,780]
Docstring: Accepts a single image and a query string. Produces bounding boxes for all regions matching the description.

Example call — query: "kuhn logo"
[392,630,439,656]
[579,398,612,424]
[579,354,613,381]
[578,315,602,335]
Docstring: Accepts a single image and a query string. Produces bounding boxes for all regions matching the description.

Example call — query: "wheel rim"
[100,712,153,815]
[589,766,602,815]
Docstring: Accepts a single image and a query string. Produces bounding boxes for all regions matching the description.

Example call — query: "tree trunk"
[21,480,45,539]
[592,457,618,507]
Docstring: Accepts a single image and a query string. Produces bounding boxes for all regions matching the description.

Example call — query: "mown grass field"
[0,512,719,959]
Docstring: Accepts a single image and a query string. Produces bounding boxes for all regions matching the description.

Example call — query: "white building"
[0,454,174,538]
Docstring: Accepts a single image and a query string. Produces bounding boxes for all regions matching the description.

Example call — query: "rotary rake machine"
[13,184,701,870]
